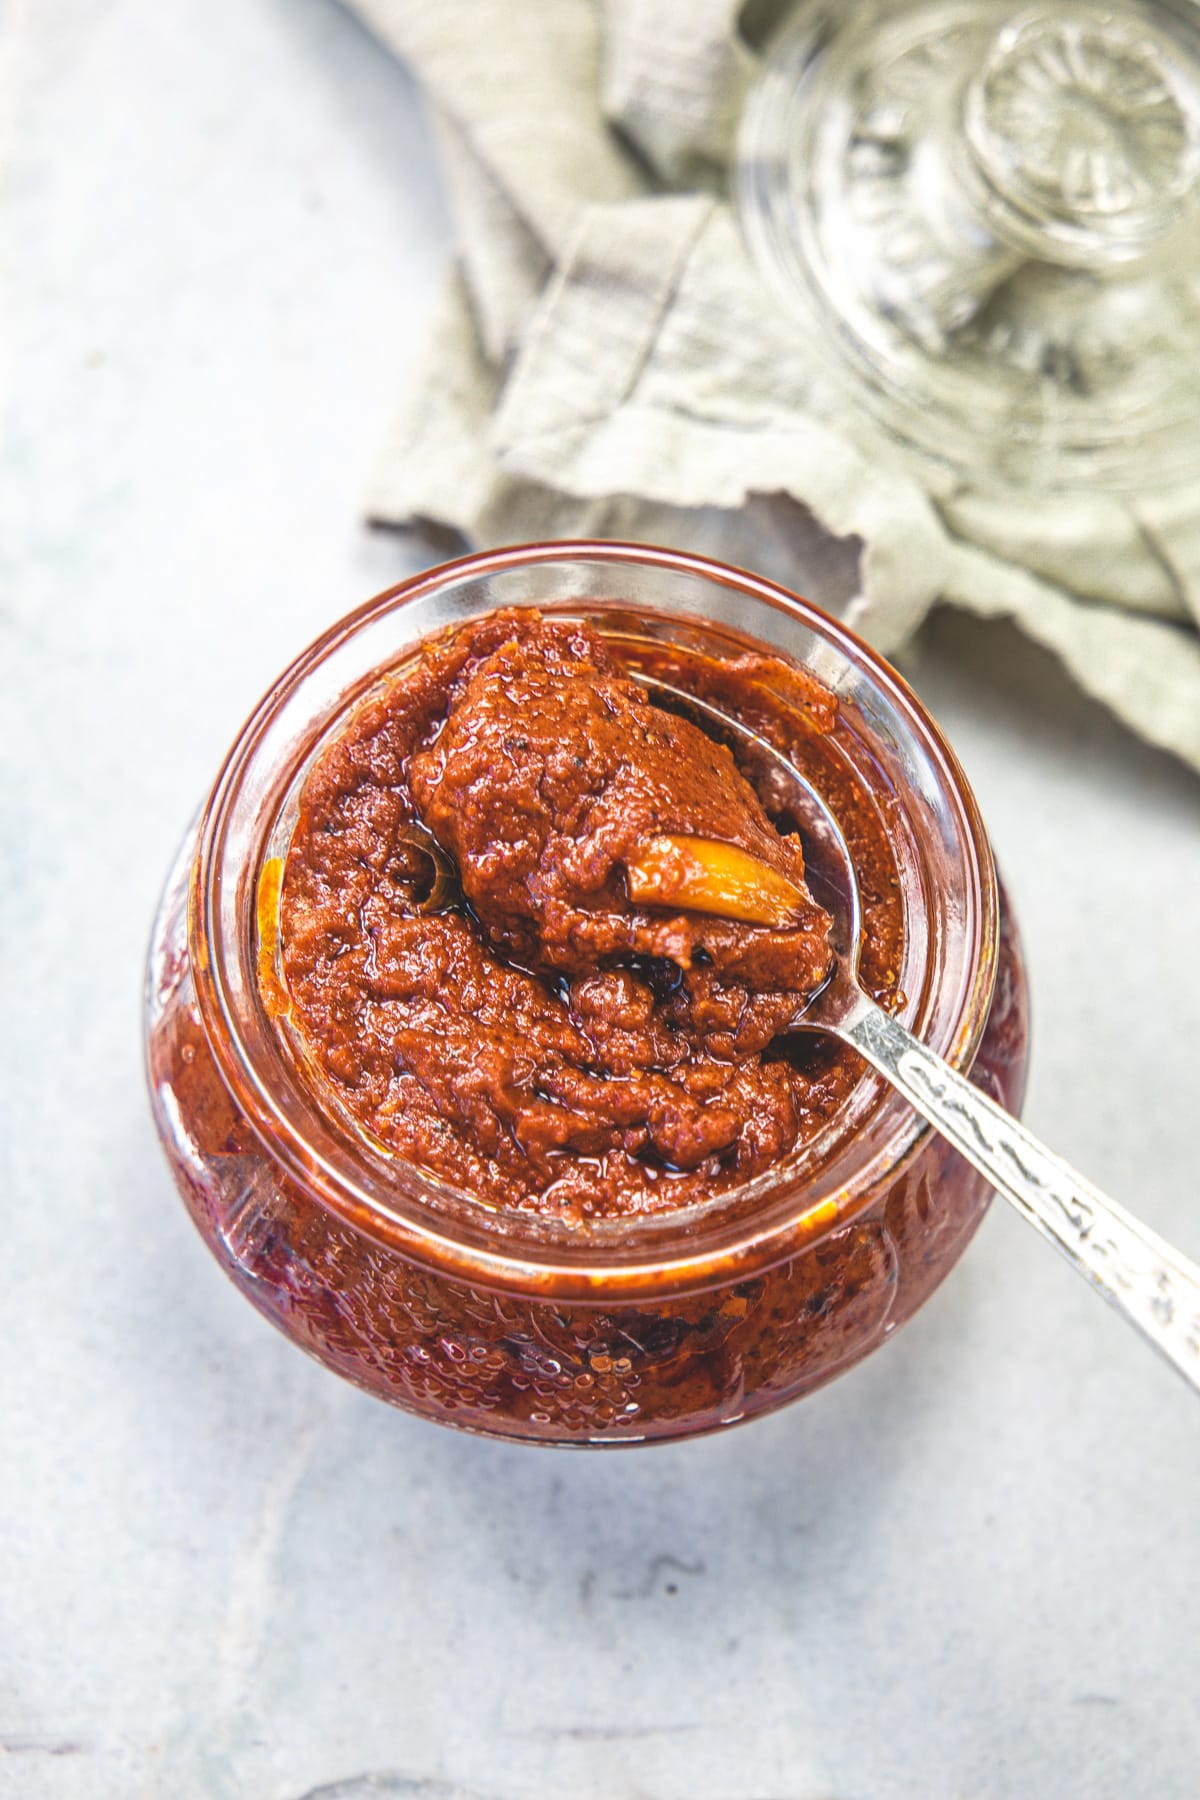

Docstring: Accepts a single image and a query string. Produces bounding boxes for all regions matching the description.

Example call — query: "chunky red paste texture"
[278,611,891,1219]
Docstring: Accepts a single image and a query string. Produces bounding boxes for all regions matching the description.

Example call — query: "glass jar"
[144,542,1029,1445]
[737,0,1200,494]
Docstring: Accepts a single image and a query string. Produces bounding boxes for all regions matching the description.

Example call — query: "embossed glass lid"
[737,0,1200,491]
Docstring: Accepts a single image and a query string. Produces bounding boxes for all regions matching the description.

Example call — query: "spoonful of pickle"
[628,676,1200,1397]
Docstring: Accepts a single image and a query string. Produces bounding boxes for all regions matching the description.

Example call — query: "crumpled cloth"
[346,0,1200,775]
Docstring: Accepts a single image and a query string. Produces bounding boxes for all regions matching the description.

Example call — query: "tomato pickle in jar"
[145,543,1028,1445]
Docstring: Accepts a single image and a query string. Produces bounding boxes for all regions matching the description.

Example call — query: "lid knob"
[962,5,1200,265]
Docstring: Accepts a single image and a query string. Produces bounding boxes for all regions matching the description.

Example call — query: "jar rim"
[190,540,998,1301]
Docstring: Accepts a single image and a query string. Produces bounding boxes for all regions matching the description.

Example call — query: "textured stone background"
[4,2,1200,1796]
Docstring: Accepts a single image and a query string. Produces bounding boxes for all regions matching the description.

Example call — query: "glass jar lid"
[737,0,1200,492]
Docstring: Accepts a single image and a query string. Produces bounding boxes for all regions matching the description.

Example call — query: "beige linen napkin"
[348,0,1200,774]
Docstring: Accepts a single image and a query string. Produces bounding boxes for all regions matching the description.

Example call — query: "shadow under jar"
[145,542,1029,1446]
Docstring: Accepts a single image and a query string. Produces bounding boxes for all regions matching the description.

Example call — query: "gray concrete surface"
[4,3,1199,1796]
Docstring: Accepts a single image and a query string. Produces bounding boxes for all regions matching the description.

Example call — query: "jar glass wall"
[144,543,1030,1445]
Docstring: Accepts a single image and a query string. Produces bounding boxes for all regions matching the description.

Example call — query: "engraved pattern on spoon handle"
[845,999,1200,1394]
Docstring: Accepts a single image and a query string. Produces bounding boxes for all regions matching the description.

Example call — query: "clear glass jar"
[737,0,1200,493]
[144,543,1029,1445]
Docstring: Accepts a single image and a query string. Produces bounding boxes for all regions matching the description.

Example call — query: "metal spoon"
[636,673,1200,1395]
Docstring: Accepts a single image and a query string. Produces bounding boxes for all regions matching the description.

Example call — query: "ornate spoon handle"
[844,998,1200,1394]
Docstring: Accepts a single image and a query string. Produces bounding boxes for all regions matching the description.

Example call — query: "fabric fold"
[348,0,1200,775]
